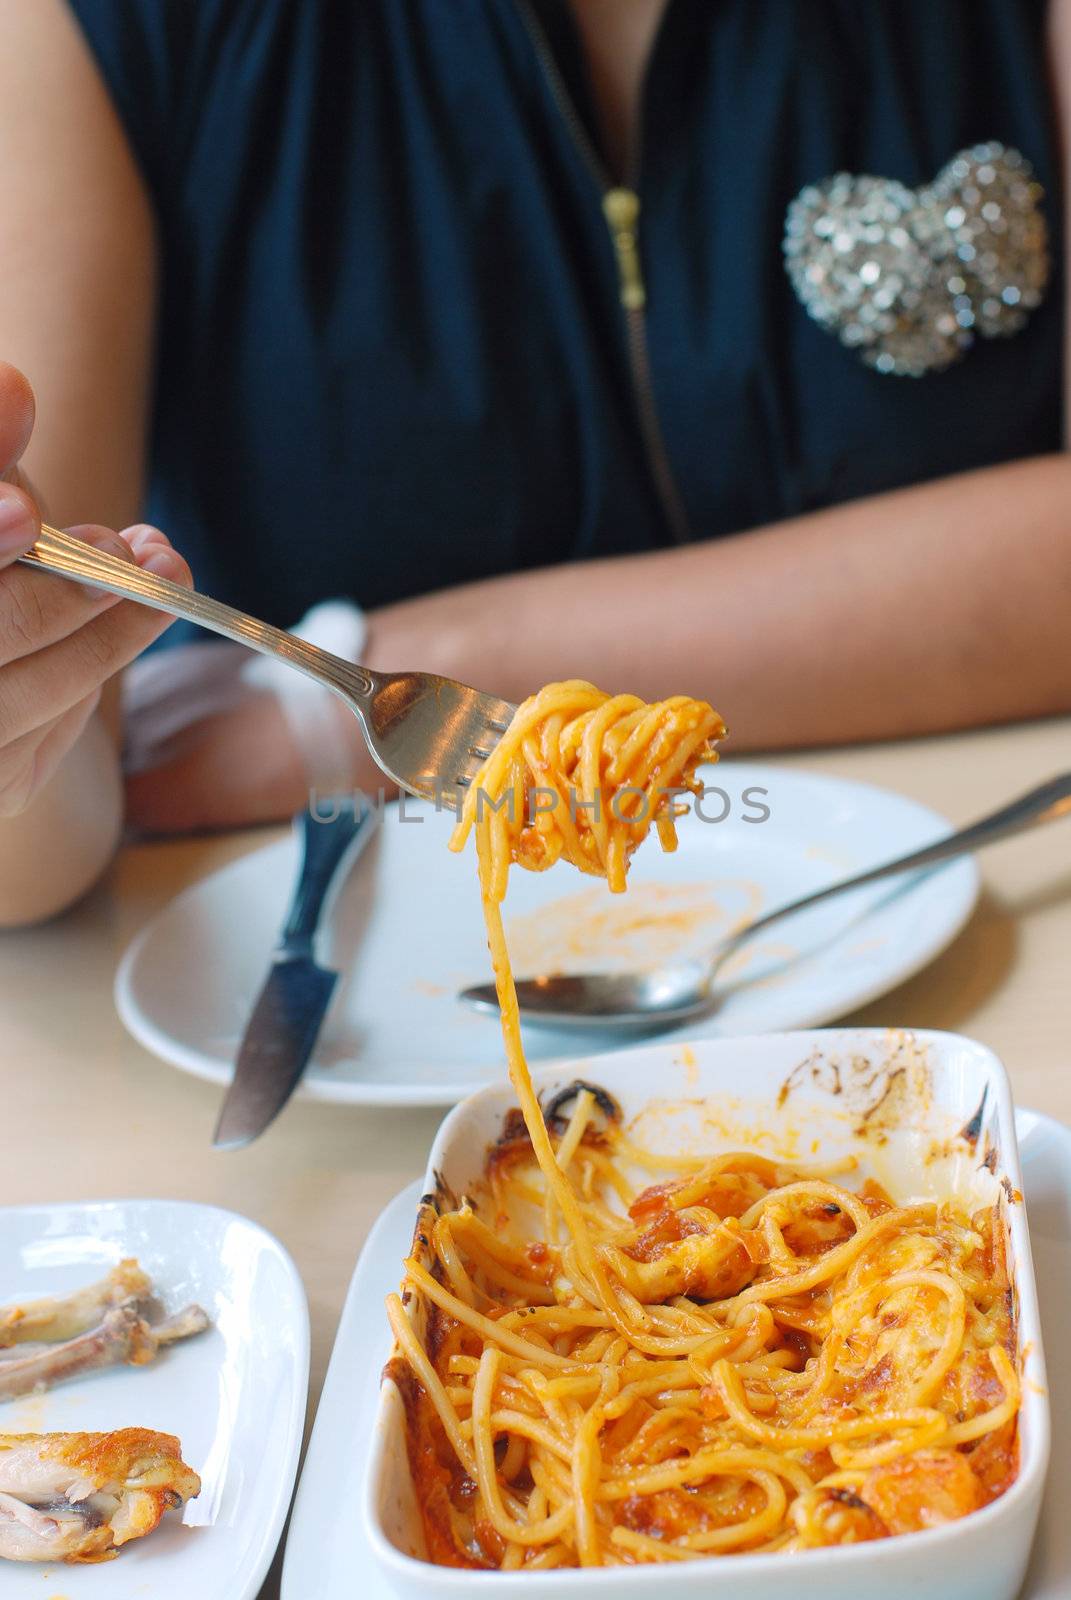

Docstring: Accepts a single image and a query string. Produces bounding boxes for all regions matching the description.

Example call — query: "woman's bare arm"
[0,0,176,926]
[367,452,1071,746]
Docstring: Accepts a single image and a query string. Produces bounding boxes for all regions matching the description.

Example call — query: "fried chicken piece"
[0,1303,209,1403]
[0,1428,200,1563]
[0,1262,150,1348]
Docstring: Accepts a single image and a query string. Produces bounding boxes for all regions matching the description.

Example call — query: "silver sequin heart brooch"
[783,142,1049,376]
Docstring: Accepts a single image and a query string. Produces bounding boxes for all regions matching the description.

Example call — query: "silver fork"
[21,524,516,809]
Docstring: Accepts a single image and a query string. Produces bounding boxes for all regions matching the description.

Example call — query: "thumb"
[0,362,36,481]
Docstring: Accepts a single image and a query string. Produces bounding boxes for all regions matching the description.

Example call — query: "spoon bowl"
[459,963,713,1030]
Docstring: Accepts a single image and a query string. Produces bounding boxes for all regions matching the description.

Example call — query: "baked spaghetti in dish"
[388,1096,1019,1568]
[385,682,1021,1568]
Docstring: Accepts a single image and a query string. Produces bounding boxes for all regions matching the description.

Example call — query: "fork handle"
[20,523,375,697]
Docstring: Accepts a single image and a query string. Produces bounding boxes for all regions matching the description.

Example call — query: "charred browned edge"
[982,1202,1021,1493]
[402,1196,441,1281]
[959,1087,990,1151]
[487,1079,621,1185]
[542,1079,622,1133]
[385,1357,485,1570]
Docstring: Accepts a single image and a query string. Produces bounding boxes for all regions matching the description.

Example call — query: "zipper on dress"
[516,2,693,544]
[602,188,646,309]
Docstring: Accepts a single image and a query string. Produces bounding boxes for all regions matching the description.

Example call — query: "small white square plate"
[0,1198,309,1597]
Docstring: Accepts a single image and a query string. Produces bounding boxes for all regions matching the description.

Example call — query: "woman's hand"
[0,362,191,818]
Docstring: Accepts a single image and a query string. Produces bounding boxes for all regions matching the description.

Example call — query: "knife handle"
[281,799,376,957]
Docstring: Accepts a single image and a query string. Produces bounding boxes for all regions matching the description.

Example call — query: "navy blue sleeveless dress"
[67,0,1062,625]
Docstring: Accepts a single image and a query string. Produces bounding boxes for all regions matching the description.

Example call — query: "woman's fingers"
[0,509,133,664]
[0,690,101,817]
[0,363,35,478]
[121,521,191,582]
[0,521,192,748]
[0,480,40,565]
[0,361,198,819]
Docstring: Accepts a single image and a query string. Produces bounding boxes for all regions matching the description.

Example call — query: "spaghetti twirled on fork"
[385,682,1019,1569]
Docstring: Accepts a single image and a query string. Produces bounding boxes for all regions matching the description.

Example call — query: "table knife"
[213,797,379,1148]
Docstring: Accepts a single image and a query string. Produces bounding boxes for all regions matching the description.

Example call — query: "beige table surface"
[4,713,1070,1595]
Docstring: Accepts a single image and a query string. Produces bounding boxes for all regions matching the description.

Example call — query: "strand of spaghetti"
[942,1345,1020,1444]
[447,1207,539,1271]
[572,1350,620,1565]
[680,1469,787,1552]
[599,1362,733,1419]
[610,1138,711,1174]
[530,1451,575,1507]
[577,694,639,880]
[731,1207,934,1305]
[448,681,608,858]
[544,1090,596,1242]
[572,1144,635,1204]
[447,1223,557,1304]
[496,1306,613,1333]
[471,1349,575,1547]
[385,1294,476,1478]
[724,1303,778,1362]
[431,1216,480,1307]
[487,1409,573,1462]
[613,1407,702,1463]
[489,795,513,903]
[489,1167,545,1212]
[815,1470,868,1490]
[446,1353,480,1375]
[710,1358,948,1452]
[609,1526,695,1562]
[644,1301,734,1337]
[523,728,579,871]
[598,1446,816,1499]
[402,1258,576,1369]
[523,1544,571,1570]
[555,1090,597,1173]
[738,1179,873,1234]
[477,886,650,1342]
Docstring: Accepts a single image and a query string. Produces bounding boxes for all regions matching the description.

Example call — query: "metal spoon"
[458,771,1071,1029]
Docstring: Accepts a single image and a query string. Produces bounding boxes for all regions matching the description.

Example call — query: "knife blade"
[213,796,379,1148]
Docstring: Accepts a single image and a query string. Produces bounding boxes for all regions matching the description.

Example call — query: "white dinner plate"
[116,762,979,1106]
[282,1103,1071,1600]
[0,1199,309,1598]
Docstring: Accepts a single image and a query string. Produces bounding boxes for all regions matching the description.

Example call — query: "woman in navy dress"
[0,0,1069,922]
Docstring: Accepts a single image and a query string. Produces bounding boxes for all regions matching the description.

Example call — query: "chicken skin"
[0,1428,200,1562]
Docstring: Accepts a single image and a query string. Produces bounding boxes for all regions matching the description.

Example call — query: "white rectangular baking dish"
[366,1028,1049,1600]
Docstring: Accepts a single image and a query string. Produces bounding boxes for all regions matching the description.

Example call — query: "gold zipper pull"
[602,187,647,311]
